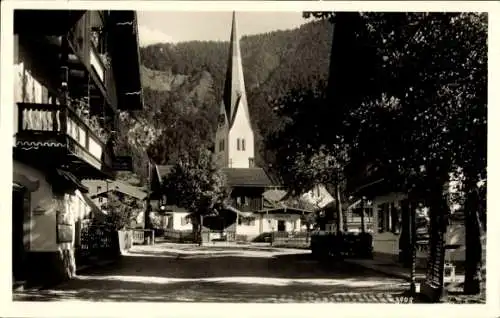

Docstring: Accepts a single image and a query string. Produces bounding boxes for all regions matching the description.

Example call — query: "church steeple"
[222,11,249,126]
[215,11,254,169]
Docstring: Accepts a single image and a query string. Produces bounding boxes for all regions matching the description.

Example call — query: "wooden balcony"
[230,196,263,212]
[14,102,113,179]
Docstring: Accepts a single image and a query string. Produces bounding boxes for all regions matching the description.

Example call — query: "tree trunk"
[335,182,343,233]
[360,200,365,233]
[198,214,204,246]
[399,199,411,266]
[423,166,450,301]
[463,175,483,295]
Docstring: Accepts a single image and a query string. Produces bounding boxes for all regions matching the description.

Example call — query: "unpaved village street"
[14,243,409,303]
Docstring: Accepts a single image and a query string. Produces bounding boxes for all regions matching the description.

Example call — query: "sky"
[137,11,308,46]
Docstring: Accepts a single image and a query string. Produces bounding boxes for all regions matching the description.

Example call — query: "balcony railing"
[16,102,108,171]
[232,197,262,212]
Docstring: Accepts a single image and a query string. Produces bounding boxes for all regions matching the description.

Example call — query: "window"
[249,158,255,167]
[222,139,225,151]
[97,186,102,192]
[236,196,248,207]
[238,216,255,226]
[241,138,246,151]
[237,138,241,150]
[181,216,191,226]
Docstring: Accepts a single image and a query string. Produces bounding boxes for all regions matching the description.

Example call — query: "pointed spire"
[222,11,249,124]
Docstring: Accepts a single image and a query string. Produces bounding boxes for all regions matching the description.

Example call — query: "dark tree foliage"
[300,12,487,295]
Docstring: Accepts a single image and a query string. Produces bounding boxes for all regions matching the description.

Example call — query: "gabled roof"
[86,179,147,200]
[221,167,273,188]
[262,189,317,213]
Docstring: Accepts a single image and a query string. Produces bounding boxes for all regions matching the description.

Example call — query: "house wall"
[165,212,192,231]
[13,160,94,284]
[227,101,254,168]
[13,34,53,140]
[235,213,302,240]
[14,160,56,251]
[14,161,92,251]
[215,103,229,168]
[371,191,465,262]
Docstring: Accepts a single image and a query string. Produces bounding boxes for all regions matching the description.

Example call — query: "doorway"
[12,186,28,282]
[277,220,286,232]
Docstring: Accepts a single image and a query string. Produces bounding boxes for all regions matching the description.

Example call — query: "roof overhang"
[108,11,143,111]
[14,10,86,35]
[55,168,89,193]
[256,207,313,215]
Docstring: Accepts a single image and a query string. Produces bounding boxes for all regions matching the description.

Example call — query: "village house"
[146,13,337,244]
[345,161,467,267]
[82,179,147,226]
[148,164,192,232]
[12,10,143,288]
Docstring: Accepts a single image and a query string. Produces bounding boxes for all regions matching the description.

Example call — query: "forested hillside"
[115,19,333,183]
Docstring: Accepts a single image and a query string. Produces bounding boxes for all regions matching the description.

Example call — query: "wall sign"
[57,224,74,243]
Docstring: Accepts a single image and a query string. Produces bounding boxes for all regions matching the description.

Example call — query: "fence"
[270,231,311,248]
[201,230,237,244]
[75,224,120,267]
[310,231,373,259]
[132,229,155,245]
[164,229,195,243]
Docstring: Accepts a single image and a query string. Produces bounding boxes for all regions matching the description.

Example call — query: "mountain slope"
[116,19,333,183]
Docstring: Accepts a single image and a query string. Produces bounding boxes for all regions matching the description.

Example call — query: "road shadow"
[14,275,408,303]
[81,252,397,281]
[14,249,411,303]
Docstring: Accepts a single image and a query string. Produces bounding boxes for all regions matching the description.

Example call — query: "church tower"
[215,11,255,169]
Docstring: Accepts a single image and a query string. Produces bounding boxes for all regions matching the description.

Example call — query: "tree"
[99,192,143,231]
[302,12,486,295]
[352,12,487,295]
[162,148,228,243]
[266,81,349,232]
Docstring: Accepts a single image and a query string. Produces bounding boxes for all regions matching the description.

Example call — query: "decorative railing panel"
[76,224,119,267]
[16,102,107,171]
[132,229,155,245]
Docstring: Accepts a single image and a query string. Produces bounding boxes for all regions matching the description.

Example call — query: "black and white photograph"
[1,1,497,317]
